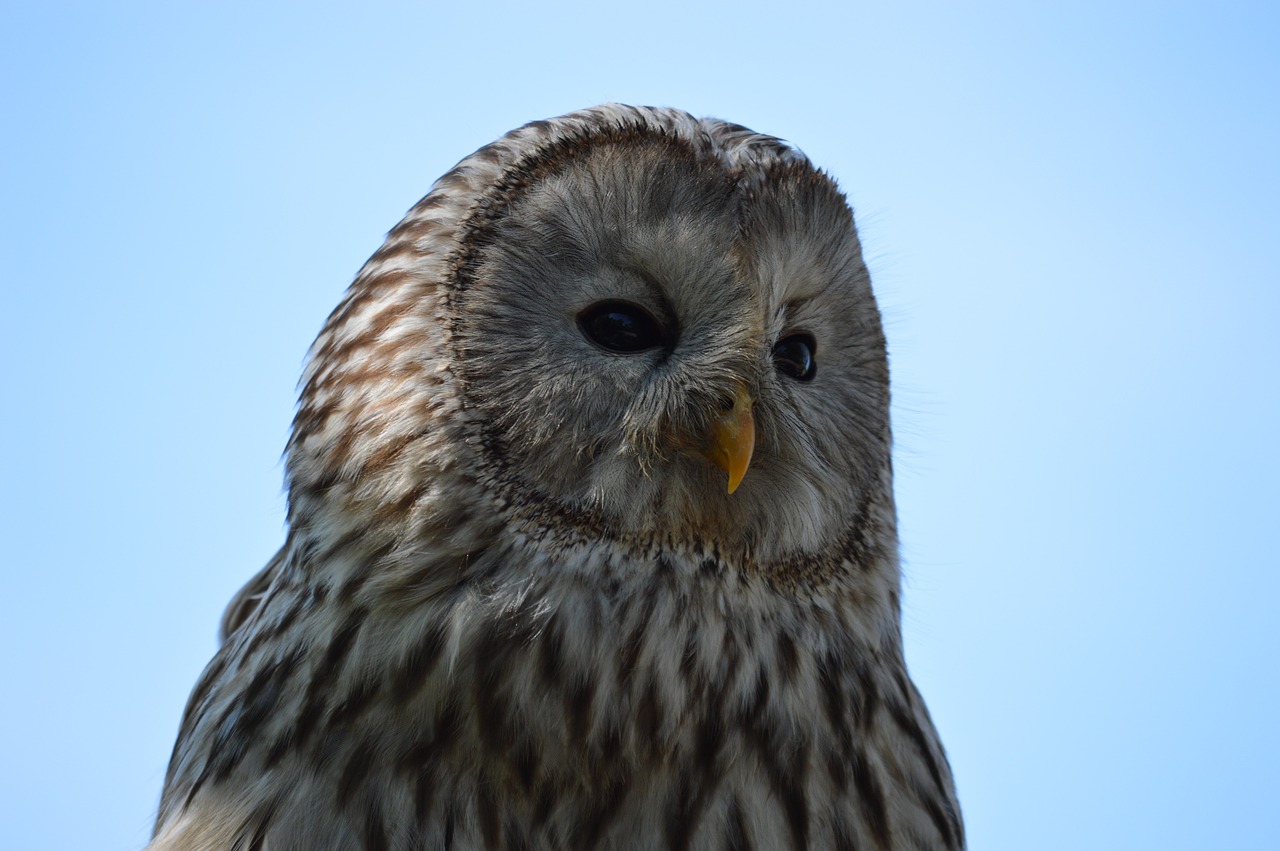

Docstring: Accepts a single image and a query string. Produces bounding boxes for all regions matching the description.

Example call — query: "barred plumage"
[151,104,963,850]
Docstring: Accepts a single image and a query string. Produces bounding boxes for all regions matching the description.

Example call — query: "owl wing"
[218,543,288,642]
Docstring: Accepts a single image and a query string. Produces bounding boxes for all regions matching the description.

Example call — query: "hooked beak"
[704,386,755,494]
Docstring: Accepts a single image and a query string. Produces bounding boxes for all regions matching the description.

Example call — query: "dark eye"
[577,300,668,353]
[773,333,817,381]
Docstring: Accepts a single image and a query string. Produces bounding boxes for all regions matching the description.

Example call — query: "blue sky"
[3,2,1277,849]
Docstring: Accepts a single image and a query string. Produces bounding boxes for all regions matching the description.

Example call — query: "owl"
[150,105,964,851]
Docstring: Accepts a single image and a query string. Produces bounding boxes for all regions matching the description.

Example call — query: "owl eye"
[773,333,817,381]
[577,300,668,353]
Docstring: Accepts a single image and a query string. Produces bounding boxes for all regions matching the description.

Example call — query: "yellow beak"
[706,386,755,494]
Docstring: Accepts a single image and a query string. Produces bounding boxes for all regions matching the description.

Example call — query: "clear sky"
[3,2,1277,849]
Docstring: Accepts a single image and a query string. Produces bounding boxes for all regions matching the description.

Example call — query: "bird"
[149,104,964,851]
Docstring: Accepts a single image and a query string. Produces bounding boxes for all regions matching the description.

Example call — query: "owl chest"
[185,576,954,850]
[315,592,923,849]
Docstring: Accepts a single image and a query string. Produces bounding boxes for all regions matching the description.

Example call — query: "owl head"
[286,105,894,573]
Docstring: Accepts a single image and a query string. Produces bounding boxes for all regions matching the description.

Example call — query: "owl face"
[448,120,891,563]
